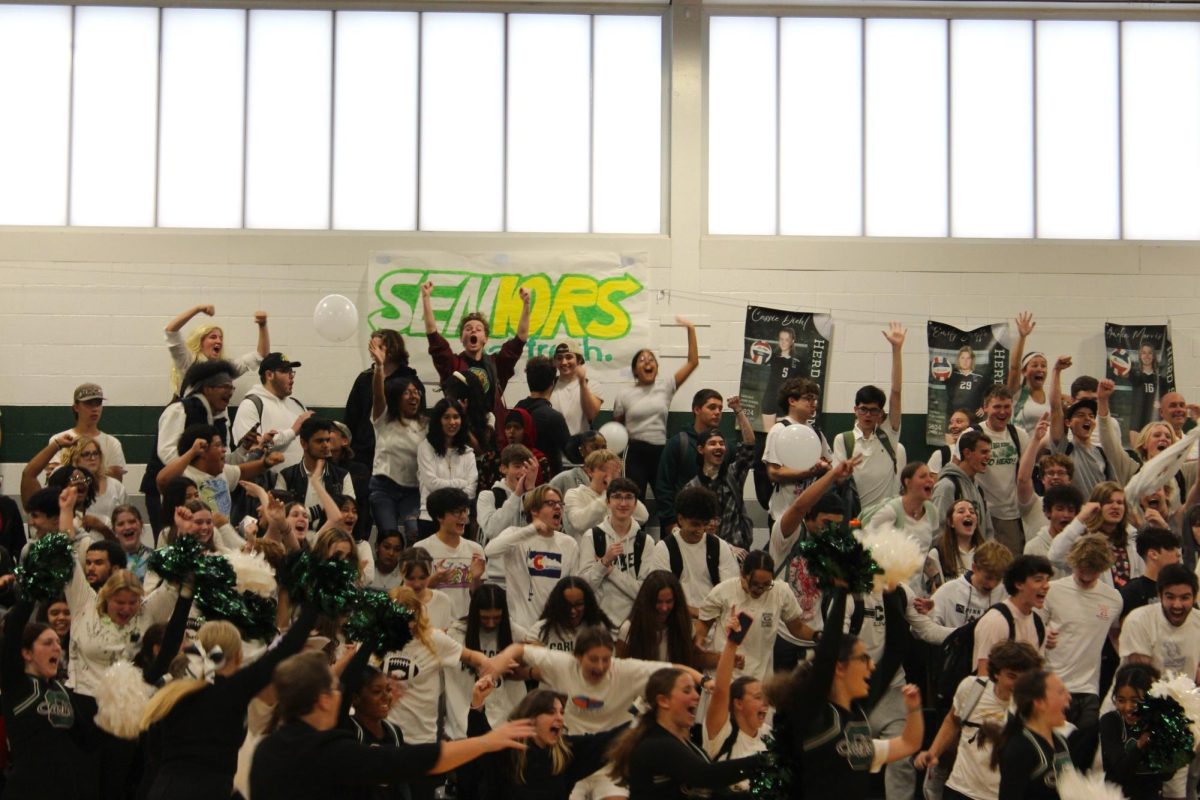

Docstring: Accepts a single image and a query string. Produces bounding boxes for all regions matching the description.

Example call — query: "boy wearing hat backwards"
[232,352,312,470]
[50,383,127,480]
[1049,354,1113,498]
[549,342,603,436]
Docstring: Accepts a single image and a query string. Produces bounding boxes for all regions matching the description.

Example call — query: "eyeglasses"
[747,580,773,592]
[79,451,101,459]
[794,394,819,403]
[844,653,873,665]
[855,406,883,416]
[542,500,564,509]
[609,493,637,503]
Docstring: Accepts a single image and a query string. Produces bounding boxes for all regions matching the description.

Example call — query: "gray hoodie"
[931,462,995,541]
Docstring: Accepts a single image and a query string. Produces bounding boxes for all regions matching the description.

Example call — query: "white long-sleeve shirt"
[476,481,526,586]
[576,519,654,625]
[1047,519,1142,589]
[232,385,306,469]
[483,523,578,629]
[416,440,477,520]
[562,484,649,540]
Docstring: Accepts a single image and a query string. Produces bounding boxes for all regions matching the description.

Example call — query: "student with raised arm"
[164,303,269,397]
[701,615,768,793]
[611,316,699,501]
[1006,312,1051,435]
[421,280,531,423]
[684,395,758,553]
[1049,356,1111,498]
[761,377,832,525]
[831,323,907,514]
[563,450,650,538]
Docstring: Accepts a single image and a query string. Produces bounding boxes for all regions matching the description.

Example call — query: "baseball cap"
[1067,398,1098,419]
[332,420,352,444]
[554,342,583,362]
[74,383,105,403]
[259,353,302,375]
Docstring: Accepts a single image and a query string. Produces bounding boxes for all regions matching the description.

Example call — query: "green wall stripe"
[0,406,935,464]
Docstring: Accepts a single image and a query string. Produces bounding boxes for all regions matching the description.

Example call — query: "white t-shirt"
[612,376,676,446]
[522,647,673,734]
[443,620,529,740]
[645,532,740,611]
[183,463,243,517]
[526,619,581,654]
[424,588,454,631]
[381,629,464,744]
[367,565,405,593]
[863,498,938,554]
[576,521,654,625]
[698,577,802,680]
[550,376,601,437]
[411,534,485,622]
[51,429,127,471]
[483,524,579,629]
[974,423,1028,520]
[1119,605,1200,680]
[930,575,1008,629]
[762,419,832,522]
[616,618,669,661]
[831,425,906,511]
[704,717,766,792]
[972,600,1043,665]
[945,677,1011,800]
[1042,576,1122,694]
[371,416,425,488]
[88,476,128,524]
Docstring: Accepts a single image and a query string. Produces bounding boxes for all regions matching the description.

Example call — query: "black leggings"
[624,439,664,506]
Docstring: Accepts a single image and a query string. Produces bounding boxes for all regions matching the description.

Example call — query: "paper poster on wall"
[926,321,1011,445]
[1103,322,1176,437]
[367,251,648,389]
[737,305,833,433]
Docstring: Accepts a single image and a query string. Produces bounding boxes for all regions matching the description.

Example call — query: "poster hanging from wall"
[367,251,648,388]
[737,305,833,433]
[1103,322,1176,437]
[926,321,1011,445]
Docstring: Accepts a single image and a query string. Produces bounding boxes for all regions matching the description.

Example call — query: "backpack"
[934,602,1045,712]
[840,430,898,519]
[664,533,722,587]
[591,526,648,577]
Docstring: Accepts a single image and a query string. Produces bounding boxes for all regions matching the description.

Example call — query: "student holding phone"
[693,551,813,680]
[702,614,769,793]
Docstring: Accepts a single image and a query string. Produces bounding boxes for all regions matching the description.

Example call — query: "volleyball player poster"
[1103,322,1176,436]
[926,321,1011,445]
[737,305,833,433]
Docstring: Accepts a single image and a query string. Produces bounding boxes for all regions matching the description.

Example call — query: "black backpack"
[839,430,898,520]
[663,533,721,587]
[591,526,648,577]
[935,602,1045,712]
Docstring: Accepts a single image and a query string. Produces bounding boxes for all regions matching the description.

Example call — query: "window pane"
[1036,21,1119,239]
[865,18,947,237]
[159,9,245,229]
[708,17,777,235]
[779,17,862,236]
[420,12,504,232]
[245,10,332,230]
[506,14,590,233]
[593,15,662,234]
[950,20,1033,238]
[0,6,70,225]
[71,6,158,227]
[1122,22,1200,240]
[333,11,418,231]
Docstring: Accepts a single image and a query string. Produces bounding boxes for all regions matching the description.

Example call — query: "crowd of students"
[2,303,1200,800]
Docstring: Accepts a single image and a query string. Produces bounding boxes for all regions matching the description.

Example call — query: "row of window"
[1,6,1198,240]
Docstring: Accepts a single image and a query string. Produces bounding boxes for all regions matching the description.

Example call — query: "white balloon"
[776,423,822,470]
[313,295,359,342]
[597,421,630,456]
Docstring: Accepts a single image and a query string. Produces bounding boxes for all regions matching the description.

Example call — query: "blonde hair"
[388,585,435,655]
[523,484,562,515]
[313,528,360,581]
[96,569,144,617]
[1135,422,1178,460]
[140,620,244,730]
[1068,533,1116,574]
[584,449,621,471]
[1085,481,1133,546]
[972,540,1014,579]
[169,323,223,394]
[62,436,108,484]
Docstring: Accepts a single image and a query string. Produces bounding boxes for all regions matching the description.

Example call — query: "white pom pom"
[224,549,277,598]
[862,525,924,591]
[1150,672,1200,739]
[1056,766,1126,800]
[93,660,152,740]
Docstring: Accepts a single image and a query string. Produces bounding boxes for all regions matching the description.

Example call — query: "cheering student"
[702,615,768,794]
[991,670,1087,800]
[606,666,764,799]
[761,376,832,524]
[617,570,710,668]
[368,335,428,541]
[249,651,535,800]
[415,400,478,538]
[1007,313,1051,435]
[412,487,486,622]
[527,576,613,654]
[576,476,655,626]
[1100,663,1171,800]
[611,315,700,501]
[163,303,269,397]
[462,680,621,800]
[346,327,425,474]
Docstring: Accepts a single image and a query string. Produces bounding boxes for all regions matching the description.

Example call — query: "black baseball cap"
[260,353,302,375]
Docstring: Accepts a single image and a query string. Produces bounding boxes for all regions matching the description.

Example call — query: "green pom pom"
[749,711,798,799]
[16,534,75,603]
[282,551,359,617]
[148,536,206,585]
[1135,694,1196,774]
[196,586,278,643]
[345,590,415,654]
[794,521,880,595]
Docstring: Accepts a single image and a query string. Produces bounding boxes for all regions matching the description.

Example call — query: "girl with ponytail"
[606,667,763,798]
[989,669,1084,800]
